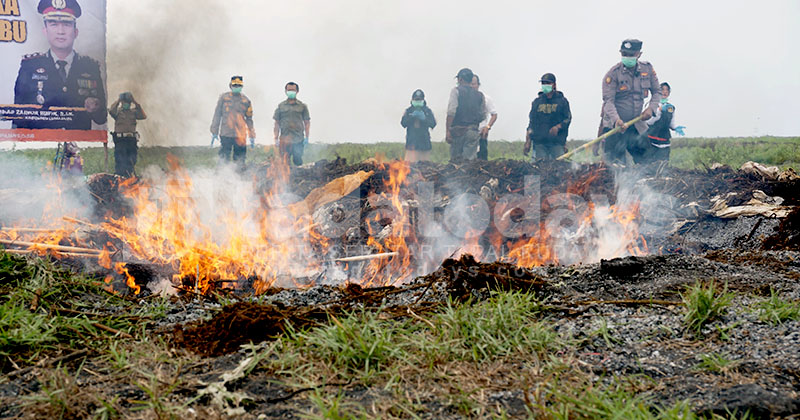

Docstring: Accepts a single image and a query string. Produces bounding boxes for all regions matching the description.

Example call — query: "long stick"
[2,249,101,258]
[334,252,399,263]
[0,239,102,254]
[556,115,644,161]
[1,227,64,233]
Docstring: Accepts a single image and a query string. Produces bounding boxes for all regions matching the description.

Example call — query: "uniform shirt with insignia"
[210,92,256,144]
[273,100,310,143]
[13,50,107,130]
[601,60,660,134]
[109,100,146,134]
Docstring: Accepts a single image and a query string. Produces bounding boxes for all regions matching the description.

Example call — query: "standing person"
[641,82,686,163]
[400,89,436,163]
[273,82,311,166]
[108,92,146,177]
[523,73,572,160]
[446,68,485,163]
[600,39,661,164]
[471,74,497,161]
[211,76,255,166]
[13,0,106,130]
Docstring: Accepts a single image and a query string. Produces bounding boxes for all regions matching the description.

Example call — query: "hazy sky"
[102,0,798,145]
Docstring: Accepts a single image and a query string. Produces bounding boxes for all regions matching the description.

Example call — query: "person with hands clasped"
[401,89,437,163]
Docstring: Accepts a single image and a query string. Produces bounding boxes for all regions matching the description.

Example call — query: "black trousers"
[477,134,488,160]
[603,127,646,164]
[219,136,246,163]
[113,134,138,177]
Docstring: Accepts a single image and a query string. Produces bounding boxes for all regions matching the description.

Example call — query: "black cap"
[38,0,82,21]
[230,75,243,85]
[456,68,474,82]
[539,73,556,84]
[119,92,133,102]
[620,39,643,54]
[412,89,425,100]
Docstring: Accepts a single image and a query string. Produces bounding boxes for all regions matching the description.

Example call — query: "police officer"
[109,92,146,177]
[13,0,106,130]
[446,68,486,163]
[600,39,660,164]
[211,76,256,166]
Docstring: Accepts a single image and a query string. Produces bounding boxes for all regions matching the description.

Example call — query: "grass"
[3,136,798,175]
[681,280,734,335]
[756,288,800,325]
[692,352,740,375]
[0,251,778,418]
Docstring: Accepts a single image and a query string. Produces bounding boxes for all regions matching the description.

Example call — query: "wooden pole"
[0,239,102,254]
[556,115,644,161]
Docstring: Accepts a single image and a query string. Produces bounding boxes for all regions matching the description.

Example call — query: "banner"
[0,0,107,142]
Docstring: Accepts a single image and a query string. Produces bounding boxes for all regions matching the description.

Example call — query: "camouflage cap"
[230,76,244,86]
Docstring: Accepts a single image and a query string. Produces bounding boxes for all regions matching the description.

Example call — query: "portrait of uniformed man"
[12,0,106,130]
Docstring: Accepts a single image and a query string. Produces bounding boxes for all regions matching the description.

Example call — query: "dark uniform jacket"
[645,103,675,148]
[601,61,660,135]
[210,92,256,145]
[13,50,106,130]
[400,105,436,151]
[452,85,485,126]
[528,91,572,145]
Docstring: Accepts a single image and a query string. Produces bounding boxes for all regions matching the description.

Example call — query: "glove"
[303,136,309,146]
[211,134,219,146]
[410,110,425,120]
[249,137,255,148]
[674,126,686,136]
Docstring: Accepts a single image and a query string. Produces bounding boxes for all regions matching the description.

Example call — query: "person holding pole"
[600,39,661,164]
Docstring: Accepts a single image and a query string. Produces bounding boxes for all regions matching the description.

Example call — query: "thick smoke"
[0,155,93,226]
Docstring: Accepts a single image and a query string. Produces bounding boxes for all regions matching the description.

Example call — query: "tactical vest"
[647,104,674,148]
[452,85,484,126]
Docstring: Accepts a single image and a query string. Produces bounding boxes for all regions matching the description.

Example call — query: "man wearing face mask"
[273,82,311,166]
[211,75,256,166]
[600,39,661,164]
[108,92,146,177]
[401,89,437,163]
[524,73,572,160]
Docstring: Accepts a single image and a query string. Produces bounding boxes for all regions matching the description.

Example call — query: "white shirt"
[479,93,497,130]
[50,49,75,77]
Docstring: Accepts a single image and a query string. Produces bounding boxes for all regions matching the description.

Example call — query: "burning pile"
[1,157,797,296]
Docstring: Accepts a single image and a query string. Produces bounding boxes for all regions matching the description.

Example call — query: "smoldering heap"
[2,157,798,297]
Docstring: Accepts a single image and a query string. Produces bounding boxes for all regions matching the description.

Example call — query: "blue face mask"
[659,98,668,104]
[286,91,297,99]
[231,86,243,94]
[621,56,637,68]
[122,102,131,110]
[411,100,424,107]
[541,84,553,94]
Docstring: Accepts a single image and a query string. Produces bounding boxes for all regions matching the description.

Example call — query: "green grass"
[681,280,734,335]
[692,352,740,374]
[756,288,800,325]
[3,136,798,175]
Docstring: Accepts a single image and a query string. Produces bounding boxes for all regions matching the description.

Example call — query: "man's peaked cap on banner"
[38,0,82,22]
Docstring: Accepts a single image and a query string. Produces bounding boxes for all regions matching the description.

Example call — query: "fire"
[362,160,415,287]
[99,155,322,294]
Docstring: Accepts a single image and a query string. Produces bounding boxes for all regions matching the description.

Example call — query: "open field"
[1,140,799,418]
[2,136,799,174]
